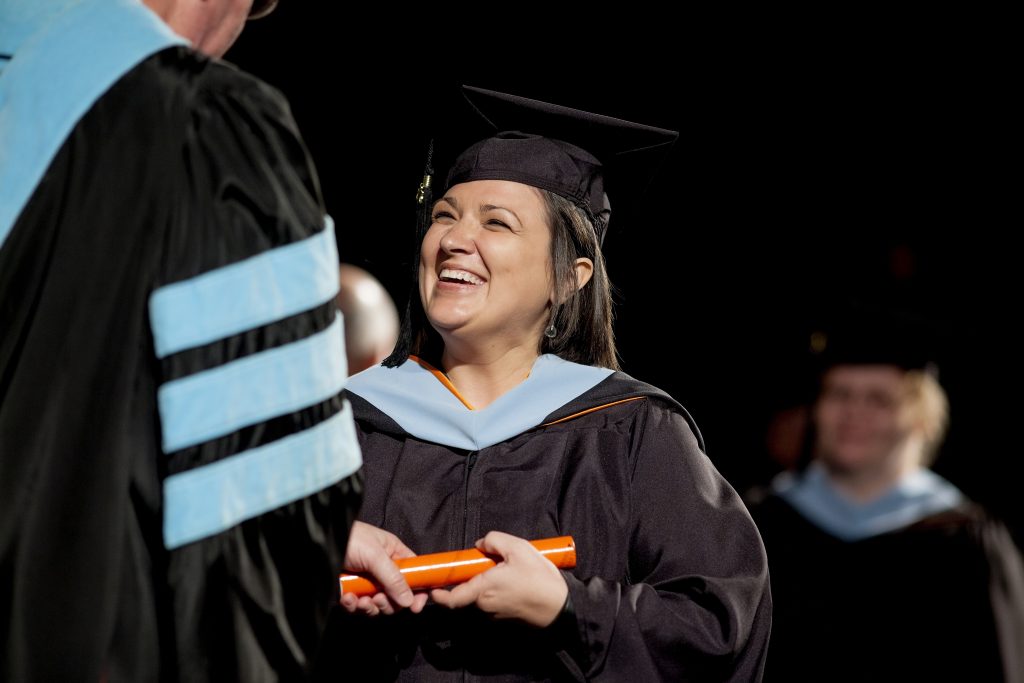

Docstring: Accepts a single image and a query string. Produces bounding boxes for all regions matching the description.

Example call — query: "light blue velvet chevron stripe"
[149,218,340,358]
[157,313,347,453]
[163,400,361,549]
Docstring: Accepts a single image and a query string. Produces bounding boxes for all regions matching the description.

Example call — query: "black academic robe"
[319,368,772,682]
[750,494,1024,683]
[0,47,360,681]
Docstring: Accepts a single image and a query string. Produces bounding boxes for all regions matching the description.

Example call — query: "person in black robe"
[315,86,772,682]
[747,305,1024,682]
[0,1,420,680]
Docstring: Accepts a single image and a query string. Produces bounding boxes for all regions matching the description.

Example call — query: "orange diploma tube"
[339,535,576,598]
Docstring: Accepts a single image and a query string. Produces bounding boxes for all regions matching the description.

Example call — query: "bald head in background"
[337,264,400,374]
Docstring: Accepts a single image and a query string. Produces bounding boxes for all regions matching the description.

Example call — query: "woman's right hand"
[430,531,569,627]
[340,521,429,616]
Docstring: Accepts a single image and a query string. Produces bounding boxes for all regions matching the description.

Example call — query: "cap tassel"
[415,139,435,238]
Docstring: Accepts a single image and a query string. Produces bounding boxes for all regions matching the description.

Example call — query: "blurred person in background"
[747,303,1024,682]
[337,264,400,375]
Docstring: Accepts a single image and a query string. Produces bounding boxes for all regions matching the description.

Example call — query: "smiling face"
[419,180,554,354]
[814,365,916,474]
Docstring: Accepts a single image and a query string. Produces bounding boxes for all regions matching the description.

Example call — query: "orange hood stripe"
[543,396,646,426]
[409,355,476,410]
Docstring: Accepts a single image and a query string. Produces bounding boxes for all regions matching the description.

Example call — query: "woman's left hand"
[430,531,569,627]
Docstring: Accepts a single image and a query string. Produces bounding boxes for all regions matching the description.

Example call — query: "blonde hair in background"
[903,370,949,467]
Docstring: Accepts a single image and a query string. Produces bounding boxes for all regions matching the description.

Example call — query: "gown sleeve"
[561,400,772,682]
[155,51,363,682]
[980,516,1024,683]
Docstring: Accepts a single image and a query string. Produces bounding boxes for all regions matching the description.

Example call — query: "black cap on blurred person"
[809,299,944,379]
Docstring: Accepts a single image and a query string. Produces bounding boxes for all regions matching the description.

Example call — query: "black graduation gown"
[750,493,1024,683]
[318,365,772,682]
[0,48,361,681]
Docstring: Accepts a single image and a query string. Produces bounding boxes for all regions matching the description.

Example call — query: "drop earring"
[545,303,559,339]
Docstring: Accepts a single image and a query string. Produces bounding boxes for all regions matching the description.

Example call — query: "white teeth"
[439,268,485,285]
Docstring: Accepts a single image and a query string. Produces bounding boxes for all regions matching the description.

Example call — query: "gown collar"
[0,0,186,249]
[773,461,964,541]
[345,354,614,451]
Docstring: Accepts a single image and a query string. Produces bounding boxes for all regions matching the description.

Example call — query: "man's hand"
[340,521,429,616]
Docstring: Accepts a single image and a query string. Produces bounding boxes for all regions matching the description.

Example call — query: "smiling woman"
[318,86,772,682]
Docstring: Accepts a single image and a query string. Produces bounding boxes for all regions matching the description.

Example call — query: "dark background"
[226,8,1019,541]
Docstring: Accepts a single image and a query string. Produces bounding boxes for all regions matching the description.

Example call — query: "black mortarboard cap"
[809,300,944,377]
[418,85,678,245]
